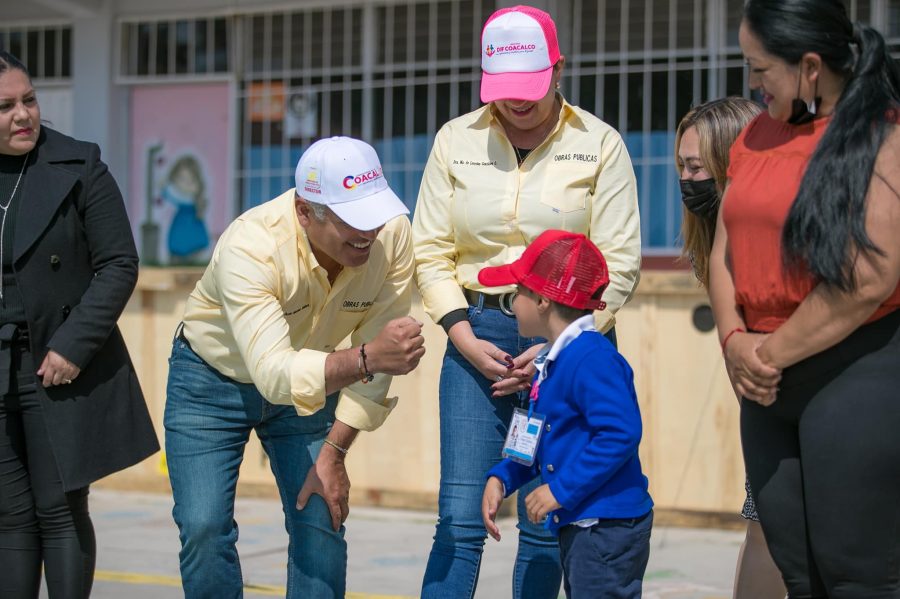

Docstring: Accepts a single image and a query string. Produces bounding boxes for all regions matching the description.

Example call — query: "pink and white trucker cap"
[294,136,409,231]
[480,5,560,103]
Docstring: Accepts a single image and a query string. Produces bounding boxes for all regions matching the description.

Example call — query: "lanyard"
[528,378,540,419]
[529,352,553,419]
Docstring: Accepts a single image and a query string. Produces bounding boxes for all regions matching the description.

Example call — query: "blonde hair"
[674,97,762,288]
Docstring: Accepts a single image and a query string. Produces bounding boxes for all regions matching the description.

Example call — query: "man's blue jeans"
[421,303,563,599]
[164,338,345,598]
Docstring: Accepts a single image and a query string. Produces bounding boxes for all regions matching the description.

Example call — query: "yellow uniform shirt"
[412,99,641,332]
[181,190,413,432]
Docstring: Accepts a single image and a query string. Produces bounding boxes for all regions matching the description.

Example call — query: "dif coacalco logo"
[485,42,537,57]
[343,167,384,190]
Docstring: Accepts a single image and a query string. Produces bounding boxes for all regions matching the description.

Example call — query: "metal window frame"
[115,14,235,84]
[0,21,73,85]
[562,0,723,253]
[233,0,489,210]
[112,0,899,240]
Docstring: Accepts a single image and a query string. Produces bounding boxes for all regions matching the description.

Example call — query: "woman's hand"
[457,337,515,382]
[447,320,533,390]
[37,350,81,388]
[724,332,781,405]
[490,344,543,397]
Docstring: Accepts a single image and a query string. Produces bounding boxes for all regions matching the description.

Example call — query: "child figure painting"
[161,155,210,264]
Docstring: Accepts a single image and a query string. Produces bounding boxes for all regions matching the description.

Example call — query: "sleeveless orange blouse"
[724,112,900,333]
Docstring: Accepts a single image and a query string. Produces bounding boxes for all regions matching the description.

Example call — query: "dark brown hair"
[744,0,900,290]
[0,51,30,79]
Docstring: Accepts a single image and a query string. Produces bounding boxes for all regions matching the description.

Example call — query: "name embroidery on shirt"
[341,299,374,312]
[451,159,498,166]
[553,153,598,163]
[284,304,310,316]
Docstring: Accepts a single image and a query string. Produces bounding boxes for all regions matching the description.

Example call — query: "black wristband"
[439,309,469,334]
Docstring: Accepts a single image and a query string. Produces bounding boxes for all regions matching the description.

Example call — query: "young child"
[479,230,653,599]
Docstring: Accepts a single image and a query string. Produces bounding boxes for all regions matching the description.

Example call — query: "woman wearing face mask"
[0,52,158,598]
[676,98,761,288]
[675,98,786,599]
[709,1,900,595]
[412,5,641,598]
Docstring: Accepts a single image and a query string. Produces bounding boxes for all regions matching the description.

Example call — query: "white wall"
[112,0,369,17]
[3,2,67,21]
[37,87,74,136]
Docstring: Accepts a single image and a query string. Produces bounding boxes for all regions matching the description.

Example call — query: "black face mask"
[679,178,719,219]
[788,71,820,125]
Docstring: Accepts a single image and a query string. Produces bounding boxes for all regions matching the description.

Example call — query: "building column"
[70,0,129,185]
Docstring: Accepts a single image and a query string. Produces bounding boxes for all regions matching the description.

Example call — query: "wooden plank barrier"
[103,268,747,528]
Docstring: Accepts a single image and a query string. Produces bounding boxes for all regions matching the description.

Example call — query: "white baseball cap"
[480,5,560,103]
[294,136,409,231]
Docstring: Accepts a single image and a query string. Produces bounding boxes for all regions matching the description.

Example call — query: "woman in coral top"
[709,0,900,595]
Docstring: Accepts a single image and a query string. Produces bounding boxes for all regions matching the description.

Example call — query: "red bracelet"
[721,327,746,354]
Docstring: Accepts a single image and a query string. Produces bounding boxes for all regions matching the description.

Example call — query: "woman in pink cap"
[412,5,641,598]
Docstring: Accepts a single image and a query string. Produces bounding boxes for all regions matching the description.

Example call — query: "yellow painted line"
[94,569,414,598]
[95,571,181,588]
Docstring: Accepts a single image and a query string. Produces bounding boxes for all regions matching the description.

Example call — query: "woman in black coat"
[0,51,158,598]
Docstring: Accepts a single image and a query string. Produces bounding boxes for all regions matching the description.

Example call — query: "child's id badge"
[502,408,546,466]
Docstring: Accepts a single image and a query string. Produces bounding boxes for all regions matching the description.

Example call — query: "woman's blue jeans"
[421,303,563,599]
[164,338,346,598]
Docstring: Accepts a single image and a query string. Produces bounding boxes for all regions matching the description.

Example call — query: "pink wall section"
[128,83,232,265]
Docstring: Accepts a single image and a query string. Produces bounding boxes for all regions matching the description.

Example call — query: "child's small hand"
[482,477,505,541]
[525,484,561,524]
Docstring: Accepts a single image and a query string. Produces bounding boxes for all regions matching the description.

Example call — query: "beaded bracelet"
[359,344,374,383]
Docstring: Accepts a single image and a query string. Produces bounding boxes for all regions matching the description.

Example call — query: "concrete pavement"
[44,489,745,598]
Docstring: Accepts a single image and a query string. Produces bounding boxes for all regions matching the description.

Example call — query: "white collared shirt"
[533,314,597,383]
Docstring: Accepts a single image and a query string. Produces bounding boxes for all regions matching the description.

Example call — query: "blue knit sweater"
[487,331,653,535]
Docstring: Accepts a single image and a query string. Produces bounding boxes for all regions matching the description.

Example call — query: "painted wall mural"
[129,83,232,266]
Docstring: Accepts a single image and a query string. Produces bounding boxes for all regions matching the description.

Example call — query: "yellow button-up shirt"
[181,190,413,432]
[412,100,641,332]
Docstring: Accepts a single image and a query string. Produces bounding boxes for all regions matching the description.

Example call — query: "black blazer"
[14,127,159,491]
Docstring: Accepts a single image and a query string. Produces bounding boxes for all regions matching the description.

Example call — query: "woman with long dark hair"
[709,1,900,595]
[0,52,158,598]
